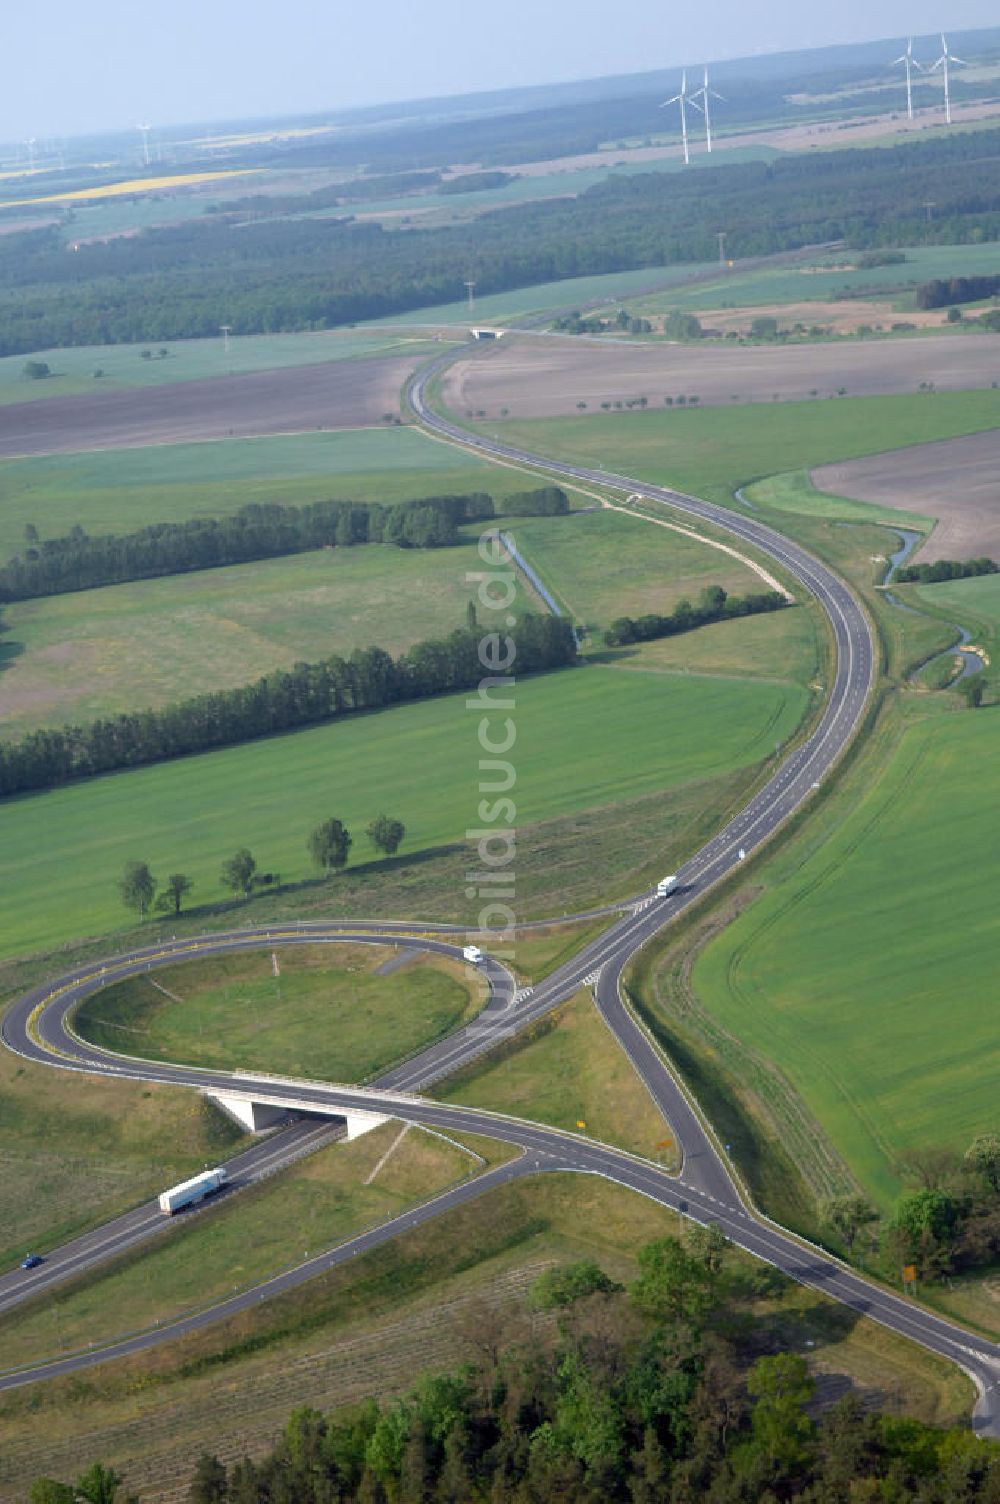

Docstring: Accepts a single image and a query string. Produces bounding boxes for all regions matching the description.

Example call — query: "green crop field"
[508,508,767,628]
[364,262,719,327]
[746,469,933,529]
[691,707,1000,1206]
[0,332,441,407]
[0,426,527,558]
[77,944,480,1083]
[0,539,532,736]
[618,242,1000,316]
[0,663,808,960]
[488,392,1000,505]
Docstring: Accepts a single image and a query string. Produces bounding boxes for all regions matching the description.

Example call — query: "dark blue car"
[20,1253,43,1270]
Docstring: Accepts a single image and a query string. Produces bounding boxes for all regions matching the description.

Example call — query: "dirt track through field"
[442,333,1000,414]
[0,354,419,457]
[813,428,1000,561]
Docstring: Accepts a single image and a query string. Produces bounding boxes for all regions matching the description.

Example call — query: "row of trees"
[1,490,569,603]
[0,495,496,603]
[604,586,788,647]
[894,555,997,585]
[34,1230,1000,1502]
[0,615,577,798]
[117,818,407,918]
[916,274,1000,309]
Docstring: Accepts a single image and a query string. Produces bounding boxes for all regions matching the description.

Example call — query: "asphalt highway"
[2,349,999,1433]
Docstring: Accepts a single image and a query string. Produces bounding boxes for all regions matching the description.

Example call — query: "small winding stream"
[883,529,983,682]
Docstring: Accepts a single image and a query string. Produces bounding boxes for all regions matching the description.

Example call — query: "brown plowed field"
[0,354,419,457]
[813,429,1000,562]
[442,333,1000,415]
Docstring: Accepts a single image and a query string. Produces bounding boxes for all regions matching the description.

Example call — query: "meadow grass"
[690,705,1000,1207]
[0,664,809,960]
[0,1122,478,1372]
[623,604,824,686]
[488,391,1000,503]
[0,425,522,557]
[508,507,767,630]
[0,331,444,408]
[0,1052,247,1270]
[76,945,481,1084]
[439,988,678,1165]
[0,539,532,735]
[911,573,1000,693]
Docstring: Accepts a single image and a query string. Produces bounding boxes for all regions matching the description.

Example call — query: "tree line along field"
[689,704,1000,1208]
[0,331,442,407]
[0,665,809,960]
[0,426,524,558]
[76,945,482,1084]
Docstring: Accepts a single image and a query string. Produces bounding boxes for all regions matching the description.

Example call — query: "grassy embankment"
[0,1171,972,1499]
[75,944,483,1084]
[0,1121,494,1376]
[438,987,679,1167]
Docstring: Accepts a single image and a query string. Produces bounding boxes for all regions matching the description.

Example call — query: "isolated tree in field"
[75,1461,130,1504]
[221,847,257,897]
[630,1236,714,1326]
[22,360,51,381]
[821,1194,878,1253]
[23,522,39,545]
[155,873,193,916]
[466,599,478,630]
[117,860,155,921]
[366,815,405,857]
[965,1134,1000,1194]
[28,1481,76,1504]
[309,819,352,872]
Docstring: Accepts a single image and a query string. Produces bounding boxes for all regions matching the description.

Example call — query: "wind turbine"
[136,123,151,167]
[891,38,922,121]
[929,34,967,125]
[690,67,725,152]
[662,70,691,165]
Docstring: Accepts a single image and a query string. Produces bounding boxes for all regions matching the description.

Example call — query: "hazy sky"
[7,0,1000,141]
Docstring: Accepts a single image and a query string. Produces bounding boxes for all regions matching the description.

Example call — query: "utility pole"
[220,325,232,355]
[717,230,728,268]
[465,280,476,314]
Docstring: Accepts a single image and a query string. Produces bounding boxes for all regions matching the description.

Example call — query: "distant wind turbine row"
[661,67,723,164]
[890,33,967,124]
[663,33,968,166]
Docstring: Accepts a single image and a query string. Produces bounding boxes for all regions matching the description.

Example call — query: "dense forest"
[5,130,1000,353]
[0,614,577,797]
[31,1235,1000,1503]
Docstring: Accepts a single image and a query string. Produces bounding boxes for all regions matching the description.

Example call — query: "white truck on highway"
[463,944,484,964]
[657,874,679,897]
[158,1168,227,1216]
